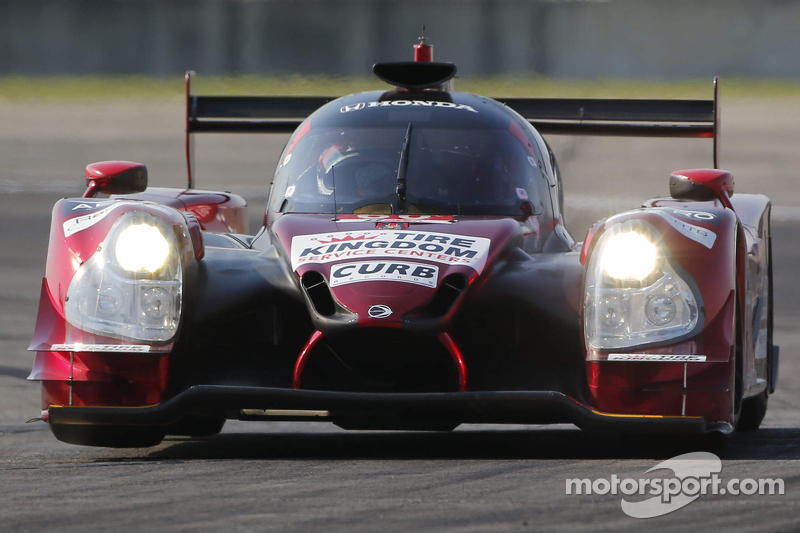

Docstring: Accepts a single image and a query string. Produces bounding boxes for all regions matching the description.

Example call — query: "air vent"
[424,274,469,317]
[301,271,336,317]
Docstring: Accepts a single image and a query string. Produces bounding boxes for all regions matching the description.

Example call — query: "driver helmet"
[316,143,396,200]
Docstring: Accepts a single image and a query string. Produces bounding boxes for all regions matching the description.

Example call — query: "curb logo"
[367,305,393,319]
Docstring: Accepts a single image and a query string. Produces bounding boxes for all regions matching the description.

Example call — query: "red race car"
[29,38,777,447]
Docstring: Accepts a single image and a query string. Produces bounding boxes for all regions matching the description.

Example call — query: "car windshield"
[271,122,547,217]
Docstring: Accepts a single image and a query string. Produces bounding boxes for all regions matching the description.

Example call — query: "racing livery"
[28,38,776,446]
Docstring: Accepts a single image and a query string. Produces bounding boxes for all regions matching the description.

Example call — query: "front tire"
[737,389,768,431]
[736,213,773,433]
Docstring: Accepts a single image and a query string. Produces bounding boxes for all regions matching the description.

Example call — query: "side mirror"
[83,161,147,198]
[669,168,734,209]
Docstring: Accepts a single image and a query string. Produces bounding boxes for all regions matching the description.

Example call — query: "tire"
[737,389,768,432]
[164,415,225,437]
[50,423,165,448]
[737,214,773,432]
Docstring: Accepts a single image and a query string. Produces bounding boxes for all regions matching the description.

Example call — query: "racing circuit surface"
[1,99,799,531]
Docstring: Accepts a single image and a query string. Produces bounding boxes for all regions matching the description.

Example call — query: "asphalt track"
[1,99,799,532]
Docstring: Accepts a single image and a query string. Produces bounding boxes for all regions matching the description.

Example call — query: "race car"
[28,37,777,447]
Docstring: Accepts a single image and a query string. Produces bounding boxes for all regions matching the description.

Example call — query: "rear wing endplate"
[185,71,719,188]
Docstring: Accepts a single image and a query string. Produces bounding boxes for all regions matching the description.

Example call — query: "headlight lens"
[65,211,183,342]
[584,221,699,350]
[600,231,658,281]
[115,223,171,273]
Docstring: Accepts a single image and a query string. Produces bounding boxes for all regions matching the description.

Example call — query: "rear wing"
[185,71,719,188]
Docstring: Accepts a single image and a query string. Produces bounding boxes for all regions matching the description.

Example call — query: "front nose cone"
[331,278,437,326]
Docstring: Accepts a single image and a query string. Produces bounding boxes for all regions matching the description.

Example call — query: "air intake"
[301,271,336,317]
[424,273,469,318]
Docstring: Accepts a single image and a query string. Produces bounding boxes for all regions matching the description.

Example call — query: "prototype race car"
[29,37,778,447]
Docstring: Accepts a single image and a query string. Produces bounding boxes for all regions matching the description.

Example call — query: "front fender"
[42,198,199,320]
[582,205,738,423]
[29,198,200,409]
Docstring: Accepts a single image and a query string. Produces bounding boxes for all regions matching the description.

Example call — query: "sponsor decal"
[377,221,409,230]
[663,207,722,227]
[607,354,707,362]
[527,155,538,168]
[336,214,455,224]
[654,211,717,249]
[340,102,367,113]
[330,261,439,288]
[516,188,529,200]
[341,100,478,114]
[284,185,296,198]
[50,343,151,353]
[291,230,491,272]
[61,199,111,216]
[367,304,393,319]
[62,204,120,238]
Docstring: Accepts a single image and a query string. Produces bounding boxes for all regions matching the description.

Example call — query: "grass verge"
[1,75,799,101]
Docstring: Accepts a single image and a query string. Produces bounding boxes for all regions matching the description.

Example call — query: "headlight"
[600,231,658,281]
[115,223,171,273]
[584,221,700,350]
[65,211,183,342]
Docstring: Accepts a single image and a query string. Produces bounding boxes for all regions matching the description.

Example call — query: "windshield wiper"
[396,123,413,213]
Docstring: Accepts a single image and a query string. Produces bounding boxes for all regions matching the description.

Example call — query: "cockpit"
[269,93,551,218]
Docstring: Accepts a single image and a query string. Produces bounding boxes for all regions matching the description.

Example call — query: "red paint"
[37,347,169,408]
[508,119,536,157]
[414,43,433,62]
[586,360,733,422]
[671,168,734,209]
[183,212,206,261]
[45,199,192,322]
[115,187,248,234]
[293,330,324,389]
[285,119,312,156]
[439,332,468,391]
[83,161,146,198]
[85,160,144,181]
[82,181,99,199]
[581,204,740,424]
[336,214,455,224]
[579,219,608,266]
[274,214,519,326]
[28,278,66,352]
[170,189,248,233]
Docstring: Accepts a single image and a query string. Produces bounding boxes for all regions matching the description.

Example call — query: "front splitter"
[46,385,717,434]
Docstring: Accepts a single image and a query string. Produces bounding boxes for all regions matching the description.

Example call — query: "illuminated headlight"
[115,223,171,273]
[599,231,658,281]
[65,211,183,342]
[584,221,700,350]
